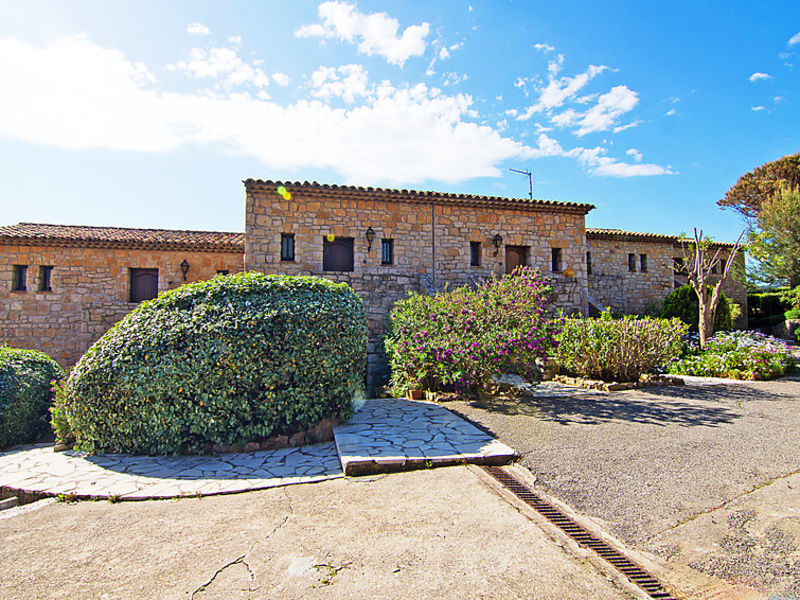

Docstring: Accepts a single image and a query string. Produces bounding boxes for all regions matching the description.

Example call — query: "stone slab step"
[0,496,19,511]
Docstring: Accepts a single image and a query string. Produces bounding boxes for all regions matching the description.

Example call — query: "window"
[38,266,53,291]
[216,269,229,276]
[720,257,727,274]
[551,248,562,272]
[628,253,636,272]
[130,268,158,303]
[470,241,481,266]
[711,263,718,274]
[640,254,648,273]
[280,233,295,262]
[381,239,394,265]
[11,265,27,291]
[586,251,592,275]
[322,237,354,272]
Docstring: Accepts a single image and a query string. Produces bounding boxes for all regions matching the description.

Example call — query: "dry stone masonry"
[0,182,748,388]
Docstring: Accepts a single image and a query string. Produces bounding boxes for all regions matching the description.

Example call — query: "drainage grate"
[482,466,678,600]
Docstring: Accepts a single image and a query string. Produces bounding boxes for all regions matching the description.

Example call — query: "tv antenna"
[509,168,532,199]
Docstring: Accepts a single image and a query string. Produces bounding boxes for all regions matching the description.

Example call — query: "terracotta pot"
[407,389,424,400]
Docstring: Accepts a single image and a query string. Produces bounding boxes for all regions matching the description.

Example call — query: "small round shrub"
[56,273,367,455]
[0,346,64,449]
[660,285,732,332]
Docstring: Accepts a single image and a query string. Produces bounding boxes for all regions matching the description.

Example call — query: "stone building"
[0,181,748,388]
[244,180,594,388]
[586,228,747,327]
[0,223,243,366]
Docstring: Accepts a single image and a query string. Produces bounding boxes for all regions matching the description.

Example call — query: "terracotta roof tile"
[587,228,737,247]
[245,180,595,214]
[0,223,244,253]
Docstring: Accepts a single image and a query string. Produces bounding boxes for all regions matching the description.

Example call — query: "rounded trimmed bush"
[660,284,732,332]
[0,346,64,449]
[56,273,367,455]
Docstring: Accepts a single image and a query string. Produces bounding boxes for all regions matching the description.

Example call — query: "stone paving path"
[334,398,516,475]
[0,442,342,501]
[0,398,516,501]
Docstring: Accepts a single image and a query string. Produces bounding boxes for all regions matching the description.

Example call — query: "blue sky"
[0,1,798,242]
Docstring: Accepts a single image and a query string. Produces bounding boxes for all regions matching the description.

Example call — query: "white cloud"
[295,1,429,67]
[612,120,641,133]
[517,64,607,120]
[789,31,800,45]
[438,46,450,60]
[751,105,766,111]
[573,85,638,135]
[0,34,672,186]
[547,53,565,75]
[534,42,555,53]
[442,72,468,86]
[748,71,772,82]
[0,35,531,184]
[169,46,270,88]
[227,35,242,45]
[625,148,642,162]
[187,23,210,36]
[309,64,370,103]
[272,71,290,86]
[665,108,676,116]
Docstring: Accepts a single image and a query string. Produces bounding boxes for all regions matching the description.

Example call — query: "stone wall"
[245,181,591,390]
[0,244,243,367]
[587,235,748,327]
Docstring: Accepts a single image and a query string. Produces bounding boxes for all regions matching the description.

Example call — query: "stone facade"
[0,183,750,389]
[244,180,593,389]
[587,229,748,327]
[0,227,243,367]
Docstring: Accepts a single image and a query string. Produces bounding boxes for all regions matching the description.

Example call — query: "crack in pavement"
[191,555,256,598]
[649,466,800,540]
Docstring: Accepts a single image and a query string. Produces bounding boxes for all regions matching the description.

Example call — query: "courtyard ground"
[0,466,634,600]
[447,373,800,599]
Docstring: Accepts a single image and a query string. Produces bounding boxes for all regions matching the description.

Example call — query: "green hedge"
[553,314,687,382]
[54,273,367,455]
[0,347,64,449]
[660,285,732,332]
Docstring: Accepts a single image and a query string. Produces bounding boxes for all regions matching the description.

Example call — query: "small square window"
[130,268,158,303]
[38,266,53,291]
[381,239,394,265]
[12,265,27,291]
[639,254,647,273]
[586,251,592,275]
[551,248,562,272]
[323,237,354,272]
[280,233,295,262]
[470,241,481,266]
[628,253,636,272]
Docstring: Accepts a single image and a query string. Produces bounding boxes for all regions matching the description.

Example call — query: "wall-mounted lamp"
[180,259,190,281]
[365,226,376,253]
[492,233,503,256]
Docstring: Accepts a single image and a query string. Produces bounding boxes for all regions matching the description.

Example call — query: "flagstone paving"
[0,398,516,501]
[334,398,516,475]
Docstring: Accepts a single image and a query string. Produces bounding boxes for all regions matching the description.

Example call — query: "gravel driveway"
[447,372,800,598]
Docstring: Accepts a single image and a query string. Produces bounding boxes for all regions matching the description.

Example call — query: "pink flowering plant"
[667,330,795,380]
[386,266,560,397]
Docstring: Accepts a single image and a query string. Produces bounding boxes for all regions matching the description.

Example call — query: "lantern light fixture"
[180,259,190,281]
[365,226,376,252]
[492,233,503,256]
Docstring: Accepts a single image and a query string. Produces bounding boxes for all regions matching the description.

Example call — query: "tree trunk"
[698,304,709,349]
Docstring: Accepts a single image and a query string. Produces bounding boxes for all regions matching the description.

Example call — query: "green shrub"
[386,267,559,396]
[0,347,64,449]
[660,285,732,332]
[55,273,367,455]
[553,313,688,382]
[748,289,791,324]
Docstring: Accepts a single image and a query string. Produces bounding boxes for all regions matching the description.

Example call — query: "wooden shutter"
[130,268,159,302]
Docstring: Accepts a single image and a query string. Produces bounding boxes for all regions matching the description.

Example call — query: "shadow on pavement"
[466,392,739,427]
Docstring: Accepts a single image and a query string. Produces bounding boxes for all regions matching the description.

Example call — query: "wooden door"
[505,245,528,274]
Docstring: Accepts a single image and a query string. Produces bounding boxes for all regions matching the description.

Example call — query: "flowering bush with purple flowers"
[667,330,795,380]
[386,267,559,397]
[553,312,688,382]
